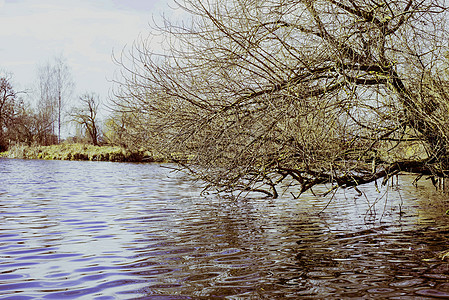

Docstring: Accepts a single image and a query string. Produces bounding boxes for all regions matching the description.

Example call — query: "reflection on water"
[1,158,449,299]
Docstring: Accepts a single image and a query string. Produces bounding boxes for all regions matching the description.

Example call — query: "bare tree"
[0,73,40,148]
[0,73,17,151]
[114,0,449,198]
[69,93,101,146]
[103,111,134,147]
[36,63,56,145]
[37,55,74,143]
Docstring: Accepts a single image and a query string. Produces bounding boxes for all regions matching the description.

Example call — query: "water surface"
[1,158,449,299]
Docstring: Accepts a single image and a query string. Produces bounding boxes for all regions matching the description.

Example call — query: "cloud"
[0,0,166,99]
[1,1,150,59]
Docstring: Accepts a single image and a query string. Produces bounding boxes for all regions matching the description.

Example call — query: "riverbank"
[0,143,166,163]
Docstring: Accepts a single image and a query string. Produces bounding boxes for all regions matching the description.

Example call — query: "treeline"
[0,73,52,151]
[0,56,136,153]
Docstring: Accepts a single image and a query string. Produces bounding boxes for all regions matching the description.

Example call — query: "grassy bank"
[0,143,167,163]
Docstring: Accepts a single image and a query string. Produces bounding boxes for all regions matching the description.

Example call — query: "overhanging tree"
[114,0,449,197]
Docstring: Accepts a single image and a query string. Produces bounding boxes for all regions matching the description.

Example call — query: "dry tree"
[114,0,449,198]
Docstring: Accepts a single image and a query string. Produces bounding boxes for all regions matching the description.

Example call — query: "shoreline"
[0,144,166,163]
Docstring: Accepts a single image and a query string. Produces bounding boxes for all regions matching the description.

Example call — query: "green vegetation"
[0,143,165,163]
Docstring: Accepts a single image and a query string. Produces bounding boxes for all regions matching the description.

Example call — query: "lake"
[1,158,449,299]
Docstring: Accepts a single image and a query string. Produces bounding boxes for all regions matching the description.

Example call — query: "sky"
[0,0,172,114]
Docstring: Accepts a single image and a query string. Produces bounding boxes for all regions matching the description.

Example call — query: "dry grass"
[1,143,166,163]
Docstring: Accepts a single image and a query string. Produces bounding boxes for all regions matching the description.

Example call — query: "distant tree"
[0,73,45,148]
[103,112,127,147]
[6,102,37,146]
[69,93,101,146]
[36,55,74,144]
[22,106,57,146]
[103,109,151,149]
[115,0,449,198]
[0,73,17,151]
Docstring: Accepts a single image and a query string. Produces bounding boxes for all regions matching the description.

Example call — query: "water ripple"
[1,158,449,298]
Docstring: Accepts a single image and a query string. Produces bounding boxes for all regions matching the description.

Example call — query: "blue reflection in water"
[0,158,449,299]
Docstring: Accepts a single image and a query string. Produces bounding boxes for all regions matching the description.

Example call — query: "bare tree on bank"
[37,55,74,144]
[69,93,101,146]
[114,0,449,198]
[0,73,18,151]
[0,73,43,148]
[103,111,138,148]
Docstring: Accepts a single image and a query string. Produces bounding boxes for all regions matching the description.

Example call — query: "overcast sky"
[0,0,171,107]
